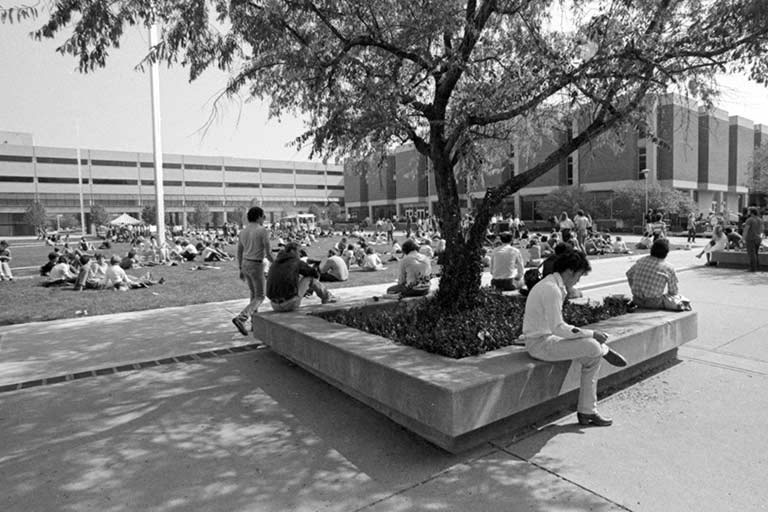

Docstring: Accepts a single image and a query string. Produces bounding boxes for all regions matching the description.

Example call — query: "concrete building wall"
[366,155,396,202]
[394,149,427,199]
[698,107,730,186]
[729,115,754,187]
[578,130,638,184]
[656,95,698,183]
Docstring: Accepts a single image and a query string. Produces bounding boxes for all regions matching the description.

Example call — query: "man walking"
[521,249,627,427]
[232,207,274,336]
[742,206,765,272]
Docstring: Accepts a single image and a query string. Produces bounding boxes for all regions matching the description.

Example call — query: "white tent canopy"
[109,213,142,226]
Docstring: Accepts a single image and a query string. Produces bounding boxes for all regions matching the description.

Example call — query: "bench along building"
[0,130,344,236]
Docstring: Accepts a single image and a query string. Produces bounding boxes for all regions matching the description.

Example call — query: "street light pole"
[640,168,649,231]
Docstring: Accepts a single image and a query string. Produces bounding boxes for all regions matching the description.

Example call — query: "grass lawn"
[0,232,658,326]
[0,236,403,326]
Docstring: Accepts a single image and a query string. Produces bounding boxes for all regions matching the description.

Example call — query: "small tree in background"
[189,202,212,228]
[231,206,247,227]
[24,201,47,235]
[612,182,695,226]
[537,186,593,221]
[90,203,110,227]
[307,203,322,220]
[747,143,768,206]
[141,205,156,225]
[327,203,342,223]
[59,214,80,231]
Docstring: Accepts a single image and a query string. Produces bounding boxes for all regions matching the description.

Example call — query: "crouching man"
[266,242,337,312]
[520,249,627,427]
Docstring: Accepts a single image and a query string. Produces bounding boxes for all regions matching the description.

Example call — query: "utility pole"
[148,17,166,246]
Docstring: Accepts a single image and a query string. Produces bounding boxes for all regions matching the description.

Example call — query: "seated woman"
[43,256,77,287]
[696,225,727,265]
[78,237,93,252]
[361,247,387,271]
[583,235,604,255]
[611,236,631,254]
[386,239,432,297]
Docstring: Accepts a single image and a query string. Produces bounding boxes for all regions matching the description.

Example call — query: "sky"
[1,13,768,163]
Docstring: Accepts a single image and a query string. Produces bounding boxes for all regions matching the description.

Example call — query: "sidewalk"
[2,244,767,511]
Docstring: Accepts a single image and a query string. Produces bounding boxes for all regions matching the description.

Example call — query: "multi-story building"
[345,94,759,223]
[0,132,344,236]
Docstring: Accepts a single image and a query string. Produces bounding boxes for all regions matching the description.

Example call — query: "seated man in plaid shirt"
[626,238,690,311]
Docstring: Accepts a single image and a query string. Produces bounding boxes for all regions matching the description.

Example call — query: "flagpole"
[148,18,166,247]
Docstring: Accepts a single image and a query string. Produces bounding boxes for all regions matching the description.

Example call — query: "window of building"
[185,181,222,188]
[37,177,80,184]
[566,156,574,185]
[226,182,259,188]
[36,156,84,165]
[295,184,325,190]
[638,147,647,178]
[163,180,183,187]
[224,165,260,172]
[262,168,294,175]
[0,154,33,163]
[92,178,138,185]
[0,175,34,182]
[185,164,221,171]
[91,159,136,167]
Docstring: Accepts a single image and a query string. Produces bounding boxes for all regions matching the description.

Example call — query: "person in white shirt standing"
[490,232,525,291]
[520,249,627,427]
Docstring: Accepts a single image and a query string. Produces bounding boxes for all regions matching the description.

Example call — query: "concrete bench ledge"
[711,249,768,268]
[254,301,697,453]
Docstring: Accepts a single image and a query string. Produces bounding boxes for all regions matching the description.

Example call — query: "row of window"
[0,175,344,190]
[0,154,343,175]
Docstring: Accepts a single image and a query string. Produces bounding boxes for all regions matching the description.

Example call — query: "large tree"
[34,0,768,309]
[90,203,110,226]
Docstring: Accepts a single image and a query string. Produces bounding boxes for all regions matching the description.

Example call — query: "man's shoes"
[158,277,166,284]
[577,412,613,427]
[322,294,338,304]
[603,347,628,367]
[232,317,249,336]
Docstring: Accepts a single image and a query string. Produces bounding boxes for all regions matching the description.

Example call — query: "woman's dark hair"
[246,206,264,222]
[650,238,670,258]
[401,239,419,254]
[499,232,513,244]
[552,248,592,275]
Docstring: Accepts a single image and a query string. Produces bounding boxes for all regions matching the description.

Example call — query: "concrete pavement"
[2,239,767,511]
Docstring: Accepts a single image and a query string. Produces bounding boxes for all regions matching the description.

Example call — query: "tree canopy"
[33,0,768,307]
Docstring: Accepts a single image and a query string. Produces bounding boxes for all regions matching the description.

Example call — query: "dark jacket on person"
[266,251,320,302]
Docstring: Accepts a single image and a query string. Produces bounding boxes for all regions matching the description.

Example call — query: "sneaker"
[158,277,166,284]
[232,317,249,336]
[322,294,338,304]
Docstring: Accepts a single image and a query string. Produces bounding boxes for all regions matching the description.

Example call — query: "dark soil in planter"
[314,289,632,358]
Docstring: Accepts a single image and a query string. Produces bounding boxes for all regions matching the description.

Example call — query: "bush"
[314,289,632,359]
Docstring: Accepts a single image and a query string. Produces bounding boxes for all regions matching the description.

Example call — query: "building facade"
[345,94,758,223]
[0,134,344,236]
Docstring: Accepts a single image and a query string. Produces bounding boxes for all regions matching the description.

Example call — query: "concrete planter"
[711,249,768,268]
[254,301,697,453]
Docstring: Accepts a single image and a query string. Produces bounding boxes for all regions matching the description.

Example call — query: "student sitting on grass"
[319,249,349,282]
[386,239,432,297]
[0,240,13,281]
[120,250,141,270]
[73,255,107,291]
[40,251,59,277]
[611,236,631,254]
[105,255,164,290]
[43,256,77,287]
[361,247,387,271]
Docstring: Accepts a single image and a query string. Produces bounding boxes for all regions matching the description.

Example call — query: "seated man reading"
[521,248,627,427]
[626,238,690,311]
[386,239,432,297]
[267,242,337,312]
